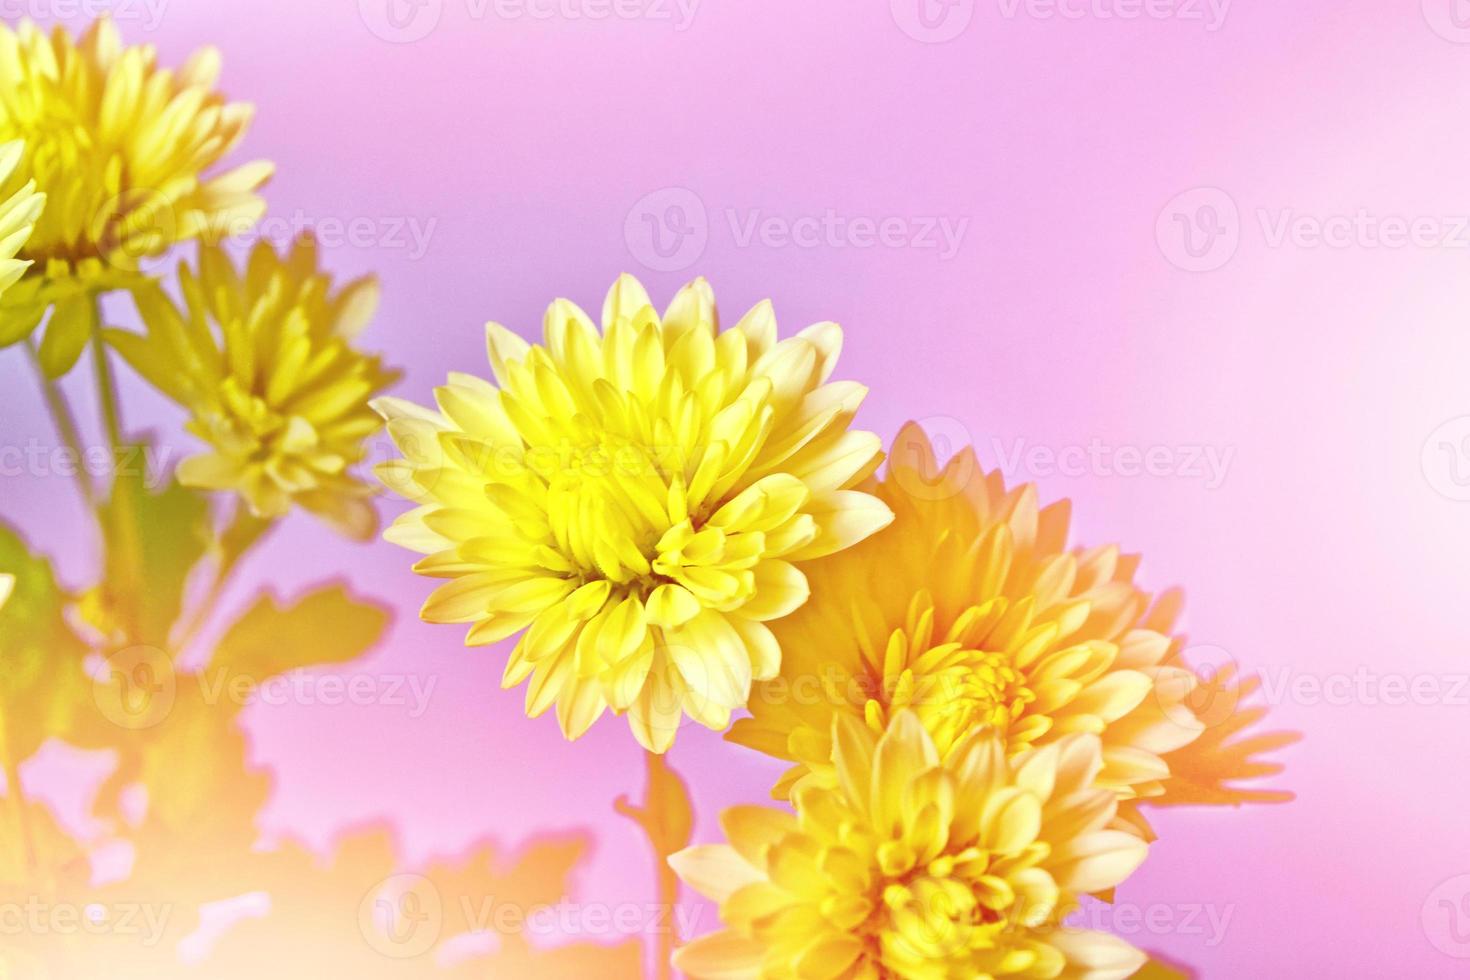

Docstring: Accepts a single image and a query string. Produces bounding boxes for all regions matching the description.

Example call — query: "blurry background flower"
[103,236,398,540]
[672,712,1151,980]
[0,17,271,376]
[0,141,44,301]
[0,521,642,979]
[376,274,893,751]
[730,423,1294,836]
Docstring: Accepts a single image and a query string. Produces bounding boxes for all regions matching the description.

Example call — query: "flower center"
[861,595,1039,758]
[3,105,181,276]
[857,850,1015,971]
[486,431,761,616]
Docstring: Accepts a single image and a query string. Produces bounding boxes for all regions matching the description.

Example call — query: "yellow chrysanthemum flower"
[374,274,893,751]
[672,711,1150,980]
[0,17,271,367]
[0,142,44,300]
[730,423,1206,825]
[104,236,398,539]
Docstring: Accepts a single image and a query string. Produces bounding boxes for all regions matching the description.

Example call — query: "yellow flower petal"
[672,928,765,980]
[379,277,886,750]
[669,845,763,904]
[0,21,268,307]
[677,711,1150,979]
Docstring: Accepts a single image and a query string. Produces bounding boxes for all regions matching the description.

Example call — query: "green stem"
[171,503,272,655]
[647,750,680,980]
[91,305,124,452]
[90,299,149,641]
[0,722,37,880]
[23,336,96,509]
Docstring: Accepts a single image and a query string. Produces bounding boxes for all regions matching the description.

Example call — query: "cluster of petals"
[107,237,396,538]
[673,711,1151,979]
[0,141,43,302]
[731,423,1205,829]
[376,274,893,750]
[0,17,269,367]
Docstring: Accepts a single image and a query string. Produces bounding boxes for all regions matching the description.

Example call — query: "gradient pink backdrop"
[4,0,1470,975]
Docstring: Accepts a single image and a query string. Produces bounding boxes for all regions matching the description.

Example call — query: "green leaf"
[93,458,213,647]
[0,523,93,763]
[211,585,391,682]
[614,751,694,860]
[217,505,274,577]
[38,292,96,378]
[0,280,48,349]
[101,326,188,403]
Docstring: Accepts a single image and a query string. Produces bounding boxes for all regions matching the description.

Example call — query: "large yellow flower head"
[730,423,1204,820]
[374,274,893,751]
[672,711,1150,979]
[104,236,398,539]
[0,17,270,357]
[0,142,44,300]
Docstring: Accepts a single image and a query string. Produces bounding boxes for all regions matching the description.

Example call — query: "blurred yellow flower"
[730,422,1205,821]
[105,237,398,538]
[0,17,271,367]
[375,274,892,751]
[0,142,43,301]
[672,711,1150,980]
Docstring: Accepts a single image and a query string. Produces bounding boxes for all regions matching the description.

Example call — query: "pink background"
[5,0,1470,975]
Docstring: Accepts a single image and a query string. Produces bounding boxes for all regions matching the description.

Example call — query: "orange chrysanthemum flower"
[731,423,1293,831]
